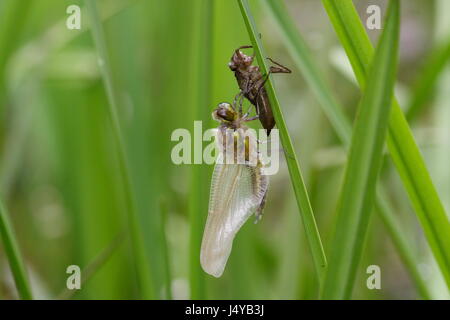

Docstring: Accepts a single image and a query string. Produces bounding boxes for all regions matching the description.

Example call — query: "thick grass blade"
[0,200,33,299]
[264,0,431,299]
[321,0,400,299]
[237,0,327,283]
[406,39,450,121]
[263,0,351,145]
[322,0,450,290]
[84,0,154,299]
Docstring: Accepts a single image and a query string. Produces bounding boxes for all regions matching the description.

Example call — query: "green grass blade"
[264,0,431,299]
[406,39,450,121]
[321,0,400,299]
[322,0,450,290]
[237,0,327,283]
[56,232,125,300]
[323,0,400,299]
[188,0,213,299]
[263,0,351,145]
[0,200,33,299]
[84,0,154,299]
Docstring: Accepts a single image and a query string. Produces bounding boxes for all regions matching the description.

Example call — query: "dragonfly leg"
[256,72,271,98]
[244,115,259,122]
[233,91,245,113]
[254,189,268,224]
[247,69,272,103]
[236,45,253,52]
[267,57,292,74]
[247,58,291,99]
[248,57,292,102]
[236,45,255,60]
[245,104,255,116]
[242,58,291,105]
[239,94,245,114]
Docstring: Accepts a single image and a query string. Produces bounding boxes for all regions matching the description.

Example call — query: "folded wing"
[200,163,268,277]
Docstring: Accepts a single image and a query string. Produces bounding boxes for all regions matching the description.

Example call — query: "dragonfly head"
[228,49,254,71]
[212,103,238,123]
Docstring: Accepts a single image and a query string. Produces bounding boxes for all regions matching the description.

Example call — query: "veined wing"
[200,162,268,277]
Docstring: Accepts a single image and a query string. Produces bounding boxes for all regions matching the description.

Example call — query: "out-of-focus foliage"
[0,0,449,300]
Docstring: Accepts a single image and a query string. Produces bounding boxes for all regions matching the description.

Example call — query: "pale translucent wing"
[200,163,268,277]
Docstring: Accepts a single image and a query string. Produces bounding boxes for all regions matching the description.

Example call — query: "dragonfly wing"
[200,163,268,277]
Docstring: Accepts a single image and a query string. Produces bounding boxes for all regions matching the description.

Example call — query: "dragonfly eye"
[213,103,236,122]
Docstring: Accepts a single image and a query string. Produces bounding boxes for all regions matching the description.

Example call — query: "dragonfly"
[229,45,291,135]
[200,95,269,278]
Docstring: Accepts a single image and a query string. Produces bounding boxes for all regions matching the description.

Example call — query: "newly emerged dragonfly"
[229,45,291,135]
[200,96,269,278]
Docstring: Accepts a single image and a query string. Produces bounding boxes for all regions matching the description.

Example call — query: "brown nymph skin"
[228,45,291,135]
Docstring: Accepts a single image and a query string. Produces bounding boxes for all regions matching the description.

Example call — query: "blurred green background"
[0,0,449,299]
